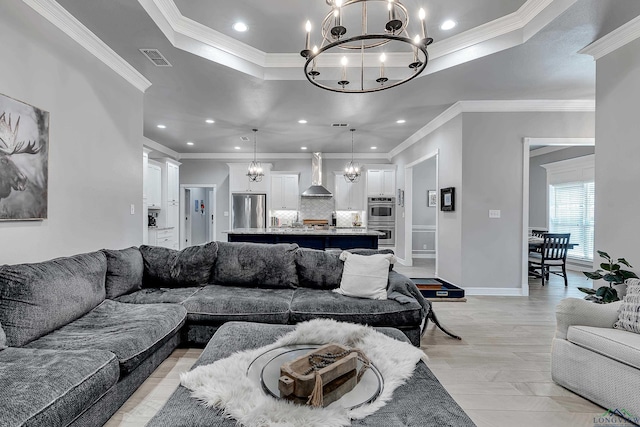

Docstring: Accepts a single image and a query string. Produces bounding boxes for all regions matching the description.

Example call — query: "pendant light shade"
[344,129,361,183]
[247,129,264,182]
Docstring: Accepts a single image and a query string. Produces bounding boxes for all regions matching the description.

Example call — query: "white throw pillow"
[615,278,640,333]
[333,251,394,300]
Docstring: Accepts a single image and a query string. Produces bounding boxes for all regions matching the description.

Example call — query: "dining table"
[528,236,578,251]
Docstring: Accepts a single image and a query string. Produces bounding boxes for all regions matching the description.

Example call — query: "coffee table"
[146,322,476,427]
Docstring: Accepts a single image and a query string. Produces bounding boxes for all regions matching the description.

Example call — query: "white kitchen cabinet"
[147,163,162,209]
[367,169,396,196]
[148,228,174,249]
[334,172,365,210]
[228,163,272,193]
[167,162,179,204]
[271,174,299,210]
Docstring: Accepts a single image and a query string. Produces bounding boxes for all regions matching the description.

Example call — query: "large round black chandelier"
[301,0,433,93]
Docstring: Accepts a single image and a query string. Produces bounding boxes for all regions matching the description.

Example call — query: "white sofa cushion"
[567,325,640,369]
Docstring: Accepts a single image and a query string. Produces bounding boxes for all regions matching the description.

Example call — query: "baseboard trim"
[412,254,436,259]
[463,287,525,296]
[395,257,408,266]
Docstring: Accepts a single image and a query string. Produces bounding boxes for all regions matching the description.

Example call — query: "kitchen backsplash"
[300,197,334,221]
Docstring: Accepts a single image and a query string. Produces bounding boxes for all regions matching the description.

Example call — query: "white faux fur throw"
[181,319,427,427]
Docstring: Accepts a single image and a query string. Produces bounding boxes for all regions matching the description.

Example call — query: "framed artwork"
[397,189,402,206]
[440,187,455,211]
[0,93,49,221]
[399,190,405,207]
[428,190,437,207]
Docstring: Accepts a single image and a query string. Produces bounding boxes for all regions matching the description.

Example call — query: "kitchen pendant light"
[344,129,361,183]
[247,129,264,182]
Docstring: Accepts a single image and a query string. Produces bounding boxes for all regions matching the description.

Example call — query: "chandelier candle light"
[344,129,361,183]
[301,0,433,93]
[247,129,264,182]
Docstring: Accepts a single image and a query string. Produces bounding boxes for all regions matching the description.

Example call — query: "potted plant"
[579,251,638,303]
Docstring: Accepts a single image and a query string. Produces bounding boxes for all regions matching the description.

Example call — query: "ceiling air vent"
[331,123,349,127]
[240,136,250,142]
[139,49,172,67]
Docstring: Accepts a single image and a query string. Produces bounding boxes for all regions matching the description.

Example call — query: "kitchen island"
[224,228,384,250]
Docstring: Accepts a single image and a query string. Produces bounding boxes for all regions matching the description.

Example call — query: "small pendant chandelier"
[247,128,264,182]
[344,129,361,183]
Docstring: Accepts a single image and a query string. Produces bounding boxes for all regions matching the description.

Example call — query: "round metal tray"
[247,345,383,409]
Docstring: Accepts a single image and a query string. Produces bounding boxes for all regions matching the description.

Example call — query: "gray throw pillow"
[295,248,344,289]
[140,242,218,288]
[213,242,299,289]
[615,278,640,333]
[102,247,143,299]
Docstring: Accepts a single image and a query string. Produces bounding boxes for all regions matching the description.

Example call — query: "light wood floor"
[106,267,625,427]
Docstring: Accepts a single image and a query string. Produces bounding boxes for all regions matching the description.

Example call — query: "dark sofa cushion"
[102,247,143,299]
[140,242,218,288]
[295,248,343,289]
[0,322,6,351]
[182,285,293,324]
[213,242,299,289]
[115,287,202,304]
[290,287,423,327]
[26,299,186,375]
[0,347,119,427]
[0,251,107,347]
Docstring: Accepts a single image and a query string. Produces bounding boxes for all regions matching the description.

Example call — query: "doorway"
[404,150,439,276]
[180,185,216,249]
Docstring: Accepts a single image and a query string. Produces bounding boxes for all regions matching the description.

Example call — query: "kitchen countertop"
[148,226,174,230]
[224,228,383,236]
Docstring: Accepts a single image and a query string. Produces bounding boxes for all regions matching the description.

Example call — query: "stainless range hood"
[301,152,333,197]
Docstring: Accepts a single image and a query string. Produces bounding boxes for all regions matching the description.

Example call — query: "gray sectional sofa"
[0,241,429,427]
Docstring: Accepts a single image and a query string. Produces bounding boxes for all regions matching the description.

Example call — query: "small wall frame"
[440,187,455,211]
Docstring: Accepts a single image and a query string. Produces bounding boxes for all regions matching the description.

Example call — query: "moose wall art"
[0,94,49,220]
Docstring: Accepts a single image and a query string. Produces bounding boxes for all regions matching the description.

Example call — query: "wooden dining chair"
[528,233,570,286]
[529,229,547,254]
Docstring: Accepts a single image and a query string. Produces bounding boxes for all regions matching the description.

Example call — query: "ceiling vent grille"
[331,123,349,127]
[240,136,250,142]
[139,49,172,67]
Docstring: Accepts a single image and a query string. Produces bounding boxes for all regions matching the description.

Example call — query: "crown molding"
[143,137,180,159]
[525,137,595,147]
[178,152,389,160]
[389,100,595,159]
[141,0,575,80]
[579,15,640,60]
[23,0,151,92]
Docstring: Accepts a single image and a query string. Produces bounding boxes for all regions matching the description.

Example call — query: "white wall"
[595,37,640,268]
[460,112,595,289]
[0,2,144,264]
[188,187,208,245]
[412,157,437,255]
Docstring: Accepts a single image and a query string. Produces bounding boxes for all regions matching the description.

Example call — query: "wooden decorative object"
[278,343,367,407]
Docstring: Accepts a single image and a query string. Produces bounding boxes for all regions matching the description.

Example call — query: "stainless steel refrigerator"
[231,193,266,229]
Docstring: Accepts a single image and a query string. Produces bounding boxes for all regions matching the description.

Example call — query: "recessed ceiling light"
[186,142,194,146]
[301,147,308,150]
[205,119,215,124]
[371,146,377,150]
[234,146,241,150]
[396,119,406,124]
[298,119,308,124]
[233,22,248,32]
[440,20,456,31]
[157,124,166,129]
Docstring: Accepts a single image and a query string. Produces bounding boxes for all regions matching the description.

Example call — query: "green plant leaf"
[618,258,633,268]
[601,262,620,272]
[598,251,611,261]
[578,287,597,295]
[620,270,639,280]
[600,287,620,303]
[603,273,623,284]
[583,271,604,280]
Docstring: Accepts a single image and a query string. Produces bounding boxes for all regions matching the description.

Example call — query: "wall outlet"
[130,204,135,215]
[223,211,229,217]
[489,209,501,219]
[423,244,427,249]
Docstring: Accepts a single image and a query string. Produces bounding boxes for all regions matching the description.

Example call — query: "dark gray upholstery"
[0,347,119,427]
[102,247,143,299]
[26,300,186,375]
[114,287,201,304]
[182,285,293,325]
[140,242,218,288]
[182,324,222,347]
[295,248,343,289]
[213,242,299,288]
[0,251,107,347]
[0,322,6,351]
[387,270,431,316]
[147,322,476,427]
[290,288,423,327]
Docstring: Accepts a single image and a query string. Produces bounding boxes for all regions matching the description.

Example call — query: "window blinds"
[549,181,595,261]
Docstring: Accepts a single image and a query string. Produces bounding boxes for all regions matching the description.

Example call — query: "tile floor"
[105,263,629,427]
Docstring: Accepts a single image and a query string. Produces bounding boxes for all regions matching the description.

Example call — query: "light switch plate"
[130,204,135,215]
[223,211,229,217]
[489,210,501,219]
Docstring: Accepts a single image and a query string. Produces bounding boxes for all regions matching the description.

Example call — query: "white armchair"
[552,298,640,423]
